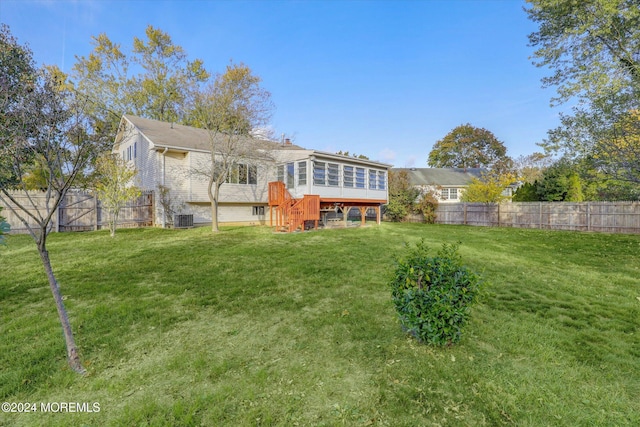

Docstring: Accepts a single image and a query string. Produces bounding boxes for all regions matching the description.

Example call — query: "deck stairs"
[268,181,320,232]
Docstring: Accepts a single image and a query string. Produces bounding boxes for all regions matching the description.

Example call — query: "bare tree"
[190,62,275,232]
[0,25,113,373]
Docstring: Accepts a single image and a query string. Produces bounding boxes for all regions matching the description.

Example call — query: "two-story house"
[113,115,390,231]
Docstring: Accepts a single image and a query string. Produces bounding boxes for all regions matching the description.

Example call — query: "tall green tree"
[69,25,209,129]
[527,0,640,186]
[189,62,274,233]
[0,24,113,374]
[535,158,584,201]
[428,124,509,170]
[386,170,420,222]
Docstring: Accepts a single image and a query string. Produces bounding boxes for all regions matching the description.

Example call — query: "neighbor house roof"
[115,114,305,153]
[394,168,484,186]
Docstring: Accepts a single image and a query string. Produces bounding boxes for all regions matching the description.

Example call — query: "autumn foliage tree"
[94,153,142,237]
[69,25,209,129]
[428,124,510,170]
[460,171,515,203]
[190,62,274,233]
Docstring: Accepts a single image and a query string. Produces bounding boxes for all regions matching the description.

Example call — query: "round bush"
[390,240,482,346]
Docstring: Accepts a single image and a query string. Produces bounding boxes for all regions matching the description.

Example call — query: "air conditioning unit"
[174,214,194,228]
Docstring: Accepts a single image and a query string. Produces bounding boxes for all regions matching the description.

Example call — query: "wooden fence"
[1,190,154,234]
[406,202,640,234]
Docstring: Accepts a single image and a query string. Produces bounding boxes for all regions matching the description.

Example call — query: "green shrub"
[390,240,482,346]
[415,190,439,224]
[0,206,9,246]
[384,199,409,222]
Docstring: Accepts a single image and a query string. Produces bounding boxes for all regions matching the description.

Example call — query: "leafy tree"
[527,0,640,185]
[189,62,274,233]
[386,170,420,222]
[0,24,113,374]
[93,153,142,237]
[512,182,540,202]
[590,110,640,185]
[513,152,554,184]
[565,173,584,201]
[460,171,515,203]
[69,25,209,130]
[428,124,509,169]
[535,158,584,201]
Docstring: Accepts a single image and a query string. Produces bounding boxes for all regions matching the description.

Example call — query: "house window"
[226,163,257,185]
[327,163,339,186]
[252,206,265,216]
[343,166,354,188]
[277,165,284,183]
[238,164,248,184]
[298,161,307,186]
[377,171,386,190]
[248,165,257,185]
[368,170,377,189]
[313,161,326,185]
[286,162,295,189]
[441,188,458,200]
[355,167,365,188]
[134,142,137,159]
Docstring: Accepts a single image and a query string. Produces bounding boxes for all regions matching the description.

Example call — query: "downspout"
[161,147,168,228]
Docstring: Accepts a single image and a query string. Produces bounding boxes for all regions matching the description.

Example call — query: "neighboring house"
[394,168,485,202]
[113,115,390,229]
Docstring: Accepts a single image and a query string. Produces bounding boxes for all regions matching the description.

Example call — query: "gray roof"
[394,168,484,186]
[118,114,304,152]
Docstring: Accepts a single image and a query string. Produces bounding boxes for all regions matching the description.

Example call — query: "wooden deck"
[268,182,384,232]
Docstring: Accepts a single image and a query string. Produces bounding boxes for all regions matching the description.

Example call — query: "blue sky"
[1,0,565,167]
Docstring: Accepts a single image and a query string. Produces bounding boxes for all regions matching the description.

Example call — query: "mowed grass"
[0,223,638,426]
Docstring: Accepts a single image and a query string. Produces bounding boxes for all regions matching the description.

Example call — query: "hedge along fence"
[0,190,154,234]
[404,201,640,234]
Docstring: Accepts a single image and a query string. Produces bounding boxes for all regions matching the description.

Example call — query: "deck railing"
[268,182,320,232]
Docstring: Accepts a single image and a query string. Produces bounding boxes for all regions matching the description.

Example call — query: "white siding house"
[113,115,390,228]
[393,168,485,203]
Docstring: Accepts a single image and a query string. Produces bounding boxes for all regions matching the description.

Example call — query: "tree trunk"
[208,176,220,233]
[38,247,86,374]
[110,209,119,238]
[210,190,219,233]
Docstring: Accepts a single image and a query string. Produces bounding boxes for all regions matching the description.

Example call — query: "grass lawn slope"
[0,223,638,426]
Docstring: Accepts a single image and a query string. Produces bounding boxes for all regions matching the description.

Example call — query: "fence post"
[538,202,542,230]
[94,195,99,231]
[586,202,591,232]
[497,203,501,227]
[463,203,467,225]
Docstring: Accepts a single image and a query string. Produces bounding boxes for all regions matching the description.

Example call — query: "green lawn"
[0,223,638,426]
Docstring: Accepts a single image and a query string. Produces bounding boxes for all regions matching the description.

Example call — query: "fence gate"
[58,192,98,232]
